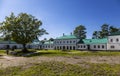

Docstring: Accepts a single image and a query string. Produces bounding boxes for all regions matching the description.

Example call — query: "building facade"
[42,31,120,51]
[0,32,120,51]
[54,34,79,50]
[107,32,120,51]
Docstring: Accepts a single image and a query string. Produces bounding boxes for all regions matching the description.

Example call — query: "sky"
[0,0,120,40]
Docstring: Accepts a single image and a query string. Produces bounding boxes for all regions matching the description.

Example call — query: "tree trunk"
[22,44,28,53]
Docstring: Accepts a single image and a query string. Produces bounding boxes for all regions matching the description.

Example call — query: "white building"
[0,31,120,51]
[0,40,23,49]
[107,32,120,51]
[40,32,120,51]
[42,41,54,50]
[54,34,79,50]
[77,38,107,51]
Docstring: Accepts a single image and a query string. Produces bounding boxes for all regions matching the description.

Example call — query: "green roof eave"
[81,38,108,44]
[109,31,120,36]
[0,40,17,44]
[44,41,54,45]
[56,35,77,39]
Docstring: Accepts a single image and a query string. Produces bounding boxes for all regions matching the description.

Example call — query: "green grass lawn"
[0,61,120,76]
[26,49,120,57]
[1,49,120,57]
[0,50,6,55]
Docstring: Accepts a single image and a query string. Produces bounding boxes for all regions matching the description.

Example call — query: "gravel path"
[0,55,120,68]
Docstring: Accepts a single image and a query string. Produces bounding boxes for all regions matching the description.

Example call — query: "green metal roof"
[109,31,120,36]
[78,38,108,44]
[0,40,16,44]
[44,41,53,44]
[56,35,77,39]
[32,39,40,45]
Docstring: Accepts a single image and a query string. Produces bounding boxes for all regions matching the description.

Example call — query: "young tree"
[92,31,101,39]
[109,26,119,34]
[73,25,86,39]
[0,13,48,52]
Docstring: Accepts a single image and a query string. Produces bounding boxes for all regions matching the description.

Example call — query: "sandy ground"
[0,55,120,68]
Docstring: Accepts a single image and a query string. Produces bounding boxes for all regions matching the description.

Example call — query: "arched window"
[84,45,86,48]
[111,46,115,48]
[81,45,82,48]
[73,41,76,43]
[98,45,100,48]
[102,45,104,48]
[73,46,75,50]
[110,39,113,42]
[67,46,69,50]
[116,38,119,42]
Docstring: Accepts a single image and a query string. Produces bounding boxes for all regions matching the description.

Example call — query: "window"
[84,45,86,48]
[81,45,82,48]
[111,46,115,48]
[70,41,72,43]
[67,41,69,43]
[60,46,61,49]
[116,38,119,42]
[110,39,113,42]
[98,45,100,48]
[57,46,59,50]
[73,41,76,43]
[102,45,104,48]
[94,45,96,48]
[63,41,65,43]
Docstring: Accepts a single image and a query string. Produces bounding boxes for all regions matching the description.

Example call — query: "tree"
[49,38,54,41]
[73,25,86,39]
[92,31,101,39]
[0,13,48,52]
[41,40,45,44]
[44,38,47,41]
[109,26,119,34]
[100,24,109,38]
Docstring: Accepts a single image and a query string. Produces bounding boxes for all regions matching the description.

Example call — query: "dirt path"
[0,55,120,68]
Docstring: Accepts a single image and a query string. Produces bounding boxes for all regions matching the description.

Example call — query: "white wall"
[108,35,120,43]
[107,43,120,50]
[107,35,120,50]
[77,44,88,50]
[0,44,23,49]
[90,44,107,50]
[54,39,79,50]
[42,44,54,50]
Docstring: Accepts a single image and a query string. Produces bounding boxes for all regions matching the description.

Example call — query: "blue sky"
[0,0,120,40]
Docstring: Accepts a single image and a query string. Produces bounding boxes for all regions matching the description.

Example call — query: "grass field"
[0,61,120,76]
[26,50,120,57]
[1,49,120,56]
[0,49,120,76]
